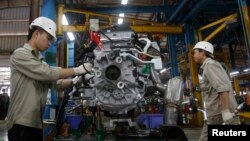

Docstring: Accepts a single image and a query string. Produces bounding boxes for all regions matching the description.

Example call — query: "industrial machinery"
[60,24,187,139]
[75,24,161,113]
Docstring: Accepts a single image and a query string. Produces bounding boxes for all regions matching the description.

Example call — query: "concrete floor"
[0,120,201,141]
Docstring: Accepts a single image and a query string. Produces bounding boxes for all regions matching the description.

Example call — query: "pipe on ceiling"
[168,0,190,22]
[180,0,209,24]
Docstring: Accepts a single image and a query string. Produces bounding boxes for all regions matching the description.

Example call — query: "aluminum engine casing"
[91,47,147,114]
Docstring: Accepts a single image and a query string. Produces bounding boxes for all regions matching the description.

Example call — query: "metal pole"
[29,0,40,24]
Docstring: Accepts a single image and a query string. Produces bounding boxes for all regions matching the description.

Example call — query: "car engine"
[69,25,186,139]
[74,25,163,116]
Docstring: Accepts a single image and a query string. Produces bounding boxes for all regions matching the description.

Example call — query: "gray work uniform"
[198,58,239,141]
[7,43,61,130]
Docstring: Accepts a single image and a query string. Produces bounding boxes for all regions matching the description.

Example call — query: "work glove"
[73,63,93,75]
[222,109,235,124]
[71,76,82,85]
[84,73,94,81]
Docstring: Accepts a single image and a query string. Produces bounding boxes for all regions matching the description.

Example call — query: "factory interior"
[1,0,250,141]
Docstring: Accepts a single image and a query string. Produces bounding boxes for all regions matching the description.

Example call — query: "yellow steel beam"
[198,13,237,42]
[240,3,250,50]
[63,25,87,32]
[200,13,237,31]
[233,77,240,95]
[188,45,203,127]
[197,30,202,41]
[57,5,183,34]
[63,8,165,25]
[130,25,183,33]
[239,112,250,119]
[57,4,64,35]
[63,25,183,34]
[203,23,226,41]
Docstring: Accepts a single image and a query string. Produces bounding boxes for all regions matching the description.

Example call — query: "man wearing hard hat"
[193,41,239,141]
[6,17,92,141]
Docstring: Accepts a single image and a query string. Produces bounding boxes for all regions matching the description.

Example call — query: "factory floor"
[0,120,202,141]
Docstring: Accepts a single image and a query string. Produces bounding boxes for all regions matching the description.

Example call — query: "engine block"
[76,25,162,115]
[92,48,147,114]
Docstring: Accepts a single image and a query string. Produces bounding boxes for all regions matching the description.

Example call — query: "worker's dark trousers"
[8,124,43,141]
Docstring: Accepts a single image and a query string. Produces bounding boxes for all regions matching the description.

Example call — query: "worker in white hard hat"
[7,17,92,141]
[193,41,239,141]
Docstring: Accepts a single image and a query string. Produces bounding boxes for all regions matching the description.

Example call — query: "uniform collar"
[24,43,44,60]
[201,58,212,69]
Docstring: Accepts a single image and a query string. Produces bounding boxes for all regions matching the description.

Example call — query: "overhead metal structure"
[84,6,174,14]
[57,4,183,35]
[168,0,190,22]
[197,13,238,42]
[180,0,209,24]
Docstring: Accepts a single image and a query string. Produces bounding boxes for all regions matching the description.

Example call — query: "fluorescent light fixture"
[243,68,250,72]
[243,91,247,95]
[121,0,128,5]
[230,70,239,76]
[117,18,123,24]
[62,14,75,41]
[119,13,125,17]
[62,14,69,25]
[67,32,75,41]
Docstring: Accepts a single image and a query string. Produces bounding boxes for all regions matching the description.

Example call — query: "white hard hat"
[30,17,57,41]
[193,41,214,54]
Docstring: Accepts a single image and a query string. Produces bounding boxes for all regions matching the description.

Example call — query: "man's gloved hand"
[72,76,82,85]
[73,63,93,75]
[84,73,94,81]
[222,109,235,124]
